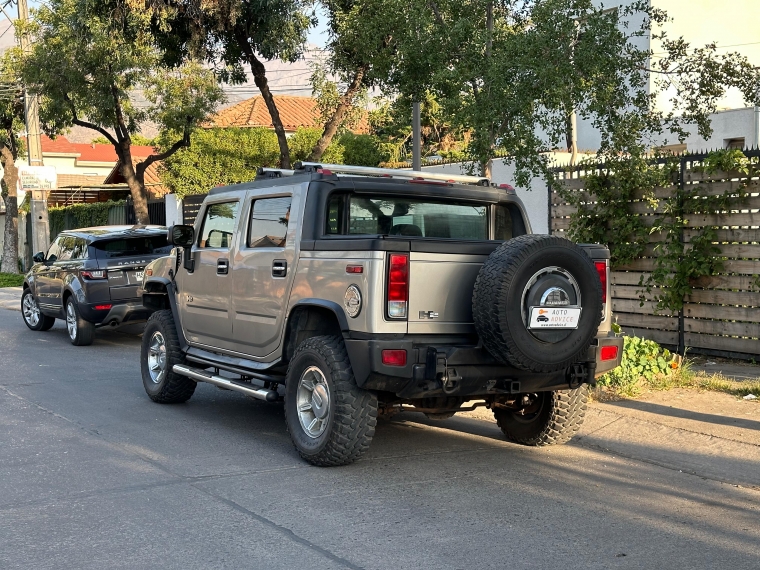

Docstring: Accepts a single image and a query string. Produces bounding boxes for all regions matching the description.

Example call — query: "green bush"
[339,133,384,166]
[159,127,280,197]
[287,127,344,164]
[0,272,24,287]
[49,200,124,239]
[597,335,674,396]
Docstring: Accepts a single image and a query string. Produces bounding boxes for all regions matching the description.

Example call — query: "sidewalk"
[690,355,760,383]
[0,286,21,311]
[462,387,760,488]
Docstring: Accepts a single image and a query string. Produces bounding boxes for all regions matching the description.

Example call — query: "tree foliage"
[380,0,760,181]
[18,0,224,224]
[153,0,315,169]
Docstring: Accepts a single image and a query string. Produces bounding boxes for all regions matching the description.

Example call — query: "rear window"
[326,194,514,240]
[92,235,172,258]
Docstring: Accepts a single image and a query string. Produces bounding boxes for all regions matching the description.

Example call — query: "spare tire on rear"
[472,235,603,373]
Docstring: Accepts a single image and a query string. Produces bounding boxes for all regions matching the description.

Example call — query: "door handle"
[217,259,229,275]
[272,260,287,278]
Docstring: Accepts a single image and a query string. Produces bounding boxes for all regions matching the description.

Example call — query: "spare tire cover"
[472,235,603,373]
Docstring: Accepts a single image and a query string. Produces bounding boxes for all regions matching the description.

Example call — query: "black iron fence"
[182,194,207,225]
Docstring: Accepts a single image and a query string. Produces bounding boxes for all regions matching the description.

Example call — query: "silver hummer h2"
[139,163,623,466]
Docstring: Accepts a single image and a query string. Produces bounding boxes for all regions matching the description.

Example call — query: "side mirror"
[168,224,195,247]
[33,251,45,263]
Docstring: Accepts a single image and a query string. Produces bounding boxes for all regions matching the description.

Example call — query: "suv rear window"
[92,235,172,258]
[327,195,514,240]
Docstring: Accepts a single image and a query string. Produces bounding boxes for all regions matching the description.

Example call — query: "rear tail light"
[94,304,113,311]
[387,253,409,319]
[600,345,618,361]
[82,270,107,280]
[382,349,407,366]
[594,261,608,304]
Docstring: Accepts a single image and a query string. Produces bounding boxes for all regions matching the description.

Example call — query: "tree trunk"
[307,66,368,162]
[1,145,19,274]
[238,37,290,169]
[118,143,150,225]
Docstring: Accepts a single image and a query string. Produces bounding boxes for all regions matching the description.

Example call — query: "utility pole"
[17,0,50,257]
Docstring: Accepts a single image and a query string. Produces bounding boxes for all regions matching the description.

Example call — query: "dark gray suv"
[22,225,172,345]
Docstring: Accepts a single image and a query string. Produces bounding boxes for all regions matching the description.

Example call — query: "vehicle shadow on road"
[604,399,760,431]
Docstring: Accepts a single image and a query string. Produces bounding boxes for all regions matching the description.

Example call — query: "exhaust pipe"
[172,364,279,402]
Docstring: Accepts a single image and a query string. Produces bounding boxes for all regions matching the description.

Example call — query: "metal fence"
[182,194,207,225]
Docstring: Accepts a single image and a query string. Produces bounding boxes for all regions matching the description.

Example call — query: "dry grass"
[595,359,760,401]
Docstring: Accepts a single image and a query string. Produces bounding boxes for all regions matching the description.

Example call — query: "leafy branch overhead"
[381,0,760,181]
[16,0,225,224]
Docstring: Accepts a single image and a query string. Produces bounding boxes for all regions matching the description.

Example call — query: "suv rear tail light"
[387,253,409,319]
[594,261,608,304]
[600,345,618,361]
[94,304,113,311]
[82,270,107,280]
[381,349,407,366]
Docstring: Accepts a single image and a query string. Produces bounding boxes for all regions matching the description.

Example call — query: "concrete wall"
[678,107,760,151]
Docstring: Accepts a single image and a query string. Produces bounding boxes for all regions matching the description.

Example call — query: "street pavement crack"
[192,485,367,570]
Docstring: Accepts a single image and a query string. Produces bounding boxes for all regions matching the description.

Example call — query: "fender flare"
[142,277,188,350]
[290,298,350,331]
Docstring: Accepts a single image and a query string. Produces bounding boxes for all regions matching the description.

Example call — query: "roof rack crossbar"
[293,162,490,187]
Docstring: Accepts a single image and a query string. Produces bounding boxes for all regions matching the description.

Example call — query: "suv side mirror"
[33,251,45,263]
[168,224,195,247]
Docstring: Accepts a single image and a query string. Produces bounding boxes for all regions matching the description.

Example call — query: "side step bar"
[172,364,279,402]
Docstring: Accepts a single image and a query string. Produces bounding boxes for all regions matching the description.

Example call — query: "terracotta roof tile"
[39,134,79,155]
[57,173,108,188]
[208,95,369,134]
[71,144,118,163]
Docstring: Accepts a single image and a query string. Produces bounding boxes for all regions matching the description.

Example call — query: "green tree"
[306,0,402,161]
[154,0,315,169]
[384,0,760,181]
[0,54,25,274]
[18,0,225,225]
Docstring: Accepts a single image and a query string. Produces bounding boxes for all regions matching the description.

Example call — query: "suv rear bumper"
[78,299,154,327]
[344,333,624,399]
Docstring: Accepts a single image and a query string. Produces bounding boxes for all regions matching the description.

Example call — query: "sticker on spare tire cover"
[528,307,582,329]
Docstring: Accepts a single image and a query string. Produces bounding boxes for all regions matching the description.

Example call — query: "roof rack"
[292,162,491,187]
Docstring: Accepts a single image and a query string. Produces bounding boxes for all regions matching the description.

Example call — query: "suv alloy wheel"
[65,297,95,346]
[284,335,377,466]
[21,289,55,331]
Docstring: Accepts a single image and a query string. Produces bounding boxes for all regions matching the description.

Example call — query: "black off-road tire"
[472,234,602,372]
[21,289,55,331]
[141,310,196,403]
[284,335,377,467]
[493,386,589,446]
[66,297,94,346]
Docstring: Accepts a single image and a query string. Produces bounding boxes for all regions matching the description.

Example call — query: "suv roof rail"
[256,167,296,179]
[292,162,491,187]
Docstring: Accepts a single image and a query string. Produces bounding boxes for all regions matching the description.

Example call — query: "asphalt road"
[1,308,759,570]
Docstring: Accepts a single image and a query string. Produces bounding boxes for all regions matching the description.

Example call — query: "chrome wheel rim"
[296,366,331,438]
[147,331,167,384]
[66,302,77,340]
[23,294,40,327]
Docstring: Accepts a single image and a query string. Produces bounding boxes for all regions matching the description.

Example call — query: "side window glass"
[494,205,513,241]
[326,194,344,234]
[248,197,292,248]
[46,239,61,262]
[56,235,77,261]
[199,201,239,248]
[70,238,88,260]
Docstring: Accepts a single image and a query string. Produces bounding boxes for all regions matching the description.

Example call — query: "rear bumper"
[344,333,624,399]
[78,299,154,327]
